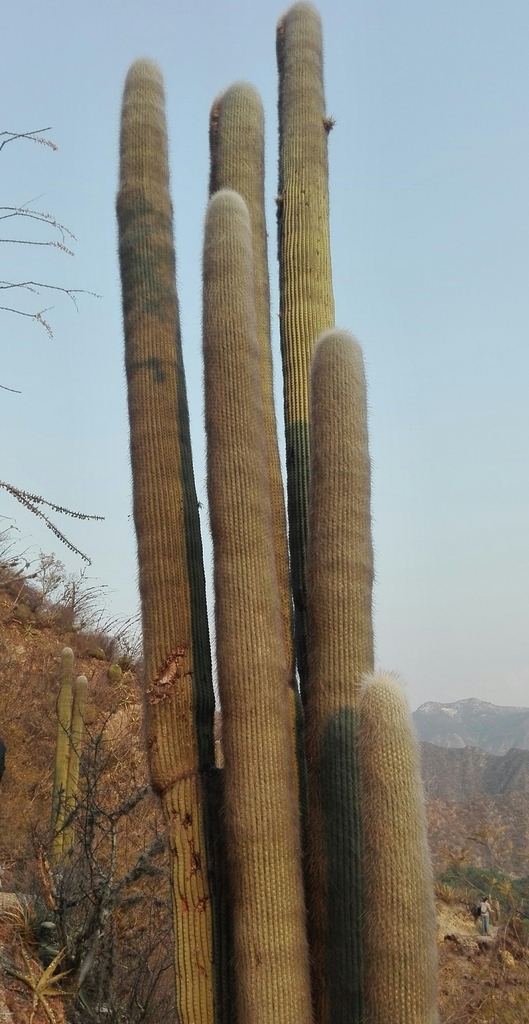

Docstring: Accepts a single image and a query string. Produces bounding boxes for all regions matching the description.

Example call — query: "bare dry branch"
[0,127,58,153]
[0,205,75,245]
[0,482,104,564]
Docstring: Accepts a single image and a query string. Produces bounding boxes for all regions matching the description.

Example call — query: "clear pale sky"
[2,0,528,711]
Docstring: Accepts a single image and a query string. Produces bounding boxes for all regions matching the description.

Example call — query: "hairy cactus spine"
[203,188,312,1024]
[116,60,217,1024]
[306,330,374,1024]
[62,674,88,857]
[358,672,439,1024]
[51,647,74,860]
[277,1,335,698]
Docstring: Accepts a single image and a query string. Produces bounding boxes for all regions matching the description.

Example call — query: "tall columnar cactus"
[51,647,74,860]
[117,8,441,1023]
[277,0,335,698]
[306,330,374,1024]
[358,672,439,1024]
[62,674,88,857]
[209,81,303,810]
[209,81,294,690]
[116,60,218,1024]
[203,188,312,1024]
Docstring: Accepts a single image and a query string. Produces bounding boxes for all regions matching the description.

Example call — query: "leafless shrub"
[29,720,173,1024]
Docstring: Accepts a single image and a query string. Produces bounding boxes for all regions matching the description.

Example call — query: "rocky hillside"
[0,582,153,874]
[419,741,529,877]
[413,698,529,753]
[420,742,529,802]
[436,892,529,1022]
[0,566,174,1023]
[1,561,528,1022]
[426,790,529,876]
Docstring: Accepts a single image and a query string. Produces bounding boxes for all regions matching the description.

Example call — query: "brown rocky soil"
[436,896,529,1022]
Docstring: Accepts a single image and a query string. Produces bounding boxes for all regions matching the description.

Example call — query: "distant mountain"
[413,698,529,755]
[420,742,529,802]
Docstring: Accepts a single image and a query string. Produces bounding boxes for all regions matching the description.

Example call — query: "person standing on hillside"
[480,896,493,935]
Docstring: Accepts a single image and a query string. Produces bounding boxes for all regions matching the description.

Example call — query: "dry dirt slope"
[0,582,157,875]
[0,579,173,1022]
[436,895,529,1023]
[1,579,528,1022]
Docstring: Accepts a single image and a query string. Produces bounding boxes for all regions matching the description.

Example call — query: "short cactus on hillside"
[61,674,88,858]
[51,647,74,861]
[107,663,122,684]
[51,653,88,863]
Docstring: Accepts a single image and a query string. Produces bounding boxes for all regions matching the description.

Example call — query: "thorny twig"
[0,481,104,563]
[0,127,58,153]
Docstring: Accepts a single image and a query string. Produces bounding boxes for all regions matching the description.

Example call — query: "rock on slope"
[420,742,529,802]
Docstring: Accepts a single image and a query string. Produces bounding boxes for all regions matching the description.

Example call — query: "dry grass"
[436,882,458,906]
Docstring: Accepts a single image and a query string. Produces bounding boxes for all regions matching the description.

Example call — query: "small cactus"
[87,647,106,661]
[62,674,88,858]
[107,663,123,684]
[51,647,74,860]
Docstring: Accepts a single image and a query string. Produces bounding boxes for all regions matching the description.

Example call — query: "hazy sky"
[2,0,528,711]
